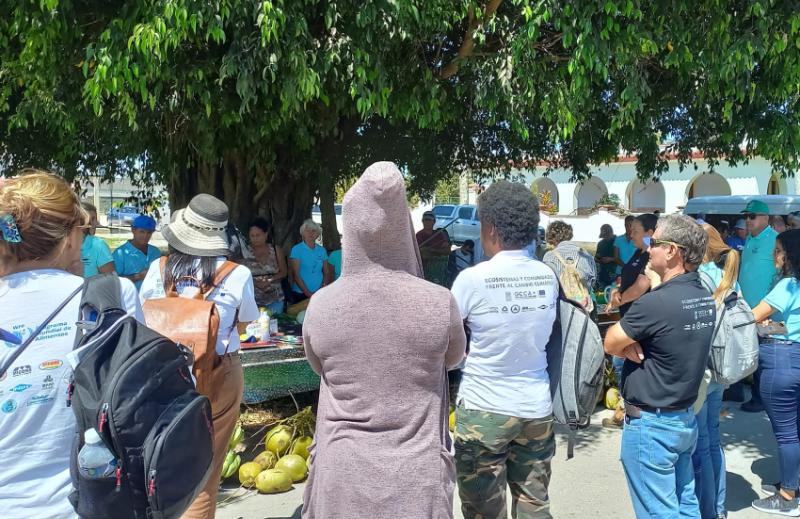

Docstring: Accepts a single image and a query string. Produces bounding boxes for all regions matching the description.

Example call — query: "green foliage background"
[1,1,799,244]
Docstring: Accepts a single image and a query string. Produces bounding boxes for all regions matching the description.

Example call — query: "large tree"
[2,1,799,246]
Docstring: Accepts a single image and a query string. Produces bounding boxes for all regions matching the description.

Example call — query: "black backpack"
[68,275,214,519]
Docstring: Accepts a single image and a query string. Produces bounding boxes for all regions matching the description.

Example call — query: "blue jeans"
[759,340,800,492]
[621,408,700,518]
[692,382,726,518]
[613,356,625,391]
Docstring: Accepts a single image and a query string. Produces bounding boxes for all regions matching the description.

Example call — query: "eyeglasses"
[744,213,760,220]
[650,238,686,249]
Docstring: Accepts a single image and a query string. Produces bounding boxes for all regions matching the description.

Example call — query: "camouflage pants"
[454,407,555,519]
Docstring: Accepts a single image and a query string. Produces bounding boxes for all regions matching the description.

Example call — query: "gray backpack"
[699,271,759,385]
[546,295,605,459]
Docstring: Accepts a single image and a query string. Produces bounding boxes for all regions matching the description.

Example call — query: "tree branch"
[437,0,503,79]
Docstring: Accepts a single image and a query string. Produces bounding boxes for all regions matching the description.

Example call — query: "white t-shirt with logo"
[139,258,260,355]
[0,269,141,519]
[451,250,559,419]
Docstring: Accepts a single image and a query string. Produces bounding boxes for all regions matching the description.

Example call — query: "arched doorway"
[687,172,731,199]
[531,177,559,213]
[574,177,608,215]
[768,174,787,195]
[626,180,666,212]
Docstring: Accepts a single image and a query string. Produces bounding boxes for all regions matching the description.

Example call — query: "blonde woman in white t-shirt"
[0,171,141,519]
[139,194,258,519]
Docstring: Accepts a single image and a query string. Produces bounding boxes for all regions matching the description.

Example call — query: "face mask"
[642,236,652,247]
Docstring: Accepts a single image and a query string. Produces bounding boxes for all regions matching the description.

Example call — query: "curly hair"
[546,220,573,246]
[477,180,539,249]
[777,229,800,280]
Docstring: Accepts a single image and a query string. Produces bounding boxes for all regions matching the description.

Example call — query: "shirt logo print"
[39,360,63,370]
[10,384,31,393]
[42,375,54,390]
[26,395,54,407]
[12,365,31,377]
[1,399,17,413]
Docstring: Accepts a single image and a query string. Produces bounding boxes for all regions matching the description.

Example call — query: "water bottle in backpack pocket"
[78,428,117,479]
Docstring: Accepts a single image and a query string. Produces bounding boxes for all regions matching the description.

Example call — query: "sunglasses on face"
[650,238,686,249]
[744,213,762,220]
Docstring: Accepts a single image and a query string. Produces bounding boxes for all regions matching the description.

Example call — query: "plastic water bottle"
[78,428,117,479]
[258,308,270,341]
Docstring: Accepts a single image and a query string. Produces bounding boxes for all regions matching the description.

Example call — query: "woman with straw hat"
[139,194,259,519]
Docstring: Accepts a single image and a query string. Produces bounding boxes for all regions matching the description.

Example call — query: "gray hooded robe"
[301,162,467,519]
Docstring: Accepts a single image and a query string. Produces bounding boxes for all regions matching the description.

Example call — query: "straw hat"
[162,194,229,257]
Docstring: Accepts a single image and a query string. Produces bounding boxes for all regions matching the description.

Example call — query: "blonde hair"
[701,223,739,303]
[0,170,88,267]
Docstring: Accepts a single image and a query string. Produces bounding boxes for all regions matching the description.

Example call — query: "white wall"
[518,155,799,216]
[545,209,627,243]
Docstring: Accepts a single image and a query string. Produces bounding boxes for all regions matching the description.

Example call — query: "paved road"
[217,401,779,519]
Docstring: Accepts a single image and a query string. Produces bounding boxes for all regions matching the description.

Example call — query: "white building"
[517,154,797,216]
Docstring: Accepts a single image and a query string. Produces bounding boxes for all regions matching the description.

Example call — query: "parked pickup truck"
[431,204,480,244]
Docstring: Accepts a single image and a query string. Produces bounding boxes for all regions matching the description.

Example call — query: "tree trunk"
[168,153,314,253]
[318,169,340,251]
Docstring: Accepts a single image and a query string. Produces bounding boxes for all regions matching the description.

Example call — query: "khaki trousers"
[182,353,244,519]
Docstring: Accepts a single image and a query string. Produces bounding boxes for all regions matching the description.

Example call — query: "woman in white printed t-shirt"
[0,171,142,519]
[139,194,258,519]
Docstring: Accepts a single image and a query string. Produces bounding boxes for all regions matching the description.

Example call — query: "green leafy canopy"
[1,0,799,209]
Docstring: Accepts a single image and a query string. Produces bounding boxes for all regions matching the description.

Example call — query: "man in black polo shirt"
[604,214,716,518]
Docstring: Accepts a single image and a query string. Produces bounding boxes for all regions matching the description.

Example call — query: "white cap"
[84,428,102,445]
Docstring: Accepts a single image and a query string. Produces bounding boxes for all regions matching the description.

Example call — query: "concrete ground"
[217,396,780,519]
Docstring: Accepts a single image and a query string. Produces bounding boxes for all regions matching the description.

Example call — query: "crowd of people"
[0,165,799,519]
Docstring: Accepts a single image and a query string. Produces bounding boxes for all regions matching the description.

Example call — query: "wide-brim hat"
[162,194,230,257]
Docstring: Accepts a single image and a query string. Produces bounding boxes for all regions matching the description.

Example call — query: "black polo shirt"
[619,249,649,317]
[620,271,716,409]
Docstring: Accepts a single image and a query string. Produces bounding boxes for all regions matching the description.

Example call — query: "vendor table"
[240,341,320,404]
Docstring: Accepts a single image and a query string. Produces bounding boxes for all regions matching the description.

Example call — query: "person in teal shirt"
[738,200,778,413]
[749,230,800,514]
[288,219,331,302]
[327,248,342,281]
[80,202,115,276]
[613,215,637,275]
[753,230,800,342]
[113,215,161,290]
[739,200,779,308]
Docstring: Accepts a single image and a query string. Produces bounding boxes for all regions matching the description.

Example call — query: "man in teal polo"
[739,199,778,412]
[113,215,161,290]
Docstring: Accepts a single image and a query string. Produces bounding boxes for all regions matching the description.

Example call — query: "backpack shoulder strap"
[0,283,83,378]
[201,261,239,300]
[698,269,716,293]
[159,256,179,297]
[553,250,580,273]
[552,250,568,266]
[80,274,123,313]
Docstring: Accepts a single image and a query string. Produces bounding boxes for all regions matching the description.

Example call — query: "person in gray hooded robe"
[301,161,467,519]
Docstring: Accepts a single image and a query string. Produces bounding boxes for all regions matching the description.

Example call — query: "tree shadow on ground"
[725,471,761,512]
